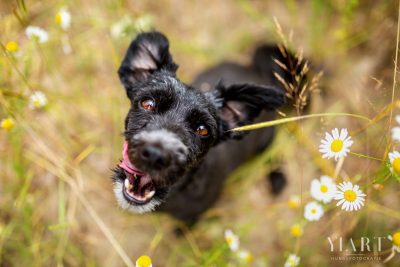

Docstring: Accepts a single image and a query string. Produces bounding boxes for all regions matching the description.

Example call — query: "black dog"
[112,31,289,223]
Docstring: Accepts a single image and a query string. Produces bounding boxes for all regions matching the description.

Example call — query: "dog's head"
[112,31,285,213]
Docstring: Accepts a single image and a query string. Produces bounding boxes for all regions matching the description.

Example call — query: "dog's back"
[158,45,290,223]
[192,44,288,91]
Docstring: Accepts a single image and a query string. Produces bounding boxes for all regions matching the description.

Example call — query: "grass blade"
[229,112,372,132]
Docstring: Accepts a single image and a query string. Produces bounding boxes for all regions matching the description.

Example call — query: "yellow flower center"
[320,185,328,193]
[55,13,62,25]
[5,41,18,52]
[288,197,300,209]
[33,98,42,107]
[393,158,400,173]
[392,232,400,246]
[136,255,152,267]
[331,139,343,152]
[245,254,253,263]
[240,252,253,263]
[311,208,316,214]
[290,224,303,237]
[1,118,15,131]
[226,236,233,245]
[344,190,357,202]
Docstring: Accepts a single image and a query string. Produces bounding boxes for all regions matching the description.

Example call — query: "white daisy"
[334,181,366,211]
[310,175,336,203]
[304,201,324,221]
[55,7,71,30]
[134,15,154,31]
[61,35,72,54]
[319,128,353,161]
[237,250,253,263]
[135,255,152,267]
[25,26,49,43]
[110,16,134,38]
[388,232,400,253]
[389,151,400,174]
[224,229,239,251]
[391,115,400,142]
[29,91,48,109]
[392,127,400,142]
[284,254,300,267]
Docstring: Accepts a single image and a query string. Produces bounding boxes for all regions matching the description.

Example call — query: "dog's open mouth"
[123,172,155,204]
[119,141,156,205]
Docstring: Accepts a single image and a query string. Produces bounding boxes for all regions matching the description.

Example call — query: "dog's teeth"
[124,178,132,190]
[146,190,155,199]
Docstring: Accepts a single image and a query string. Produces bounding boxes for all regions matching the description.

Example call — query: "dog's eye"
[140,98,156,111]
[196,125,209,137]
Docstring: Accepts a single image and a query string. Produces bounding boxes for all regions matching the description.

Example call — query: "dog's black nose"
[140,145,170,169]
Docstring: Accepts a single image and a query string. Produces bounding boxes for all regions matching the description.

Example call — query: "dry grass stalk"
[272,17,323,114]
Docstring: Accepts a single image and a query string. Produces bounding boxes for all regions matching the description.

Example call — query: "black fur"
[112,31,288,222]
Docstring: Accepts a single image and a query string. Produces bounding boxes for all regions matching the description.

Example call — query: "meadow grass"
[1,0,400,266]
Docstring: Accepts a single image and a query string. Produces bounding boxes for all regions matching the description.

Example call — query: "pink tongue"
[120,141,154,193]
[119,141,152,193]
[119,141,143,175]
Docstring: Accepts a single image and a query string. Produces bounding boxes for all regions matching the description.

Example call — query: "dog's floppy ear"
[209,82,285,139]
[118,31,178,97]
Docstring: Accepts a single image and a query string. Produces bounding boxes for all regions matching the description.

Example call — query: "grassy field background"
[1,0,400,266]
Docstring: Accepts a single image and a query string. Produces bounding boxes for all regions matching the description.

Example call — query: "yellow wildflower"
[1,118,15,131]
[5,41,19,53]
[135,255,152,267]
[288,194,301,209]
[290,224,303,237]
